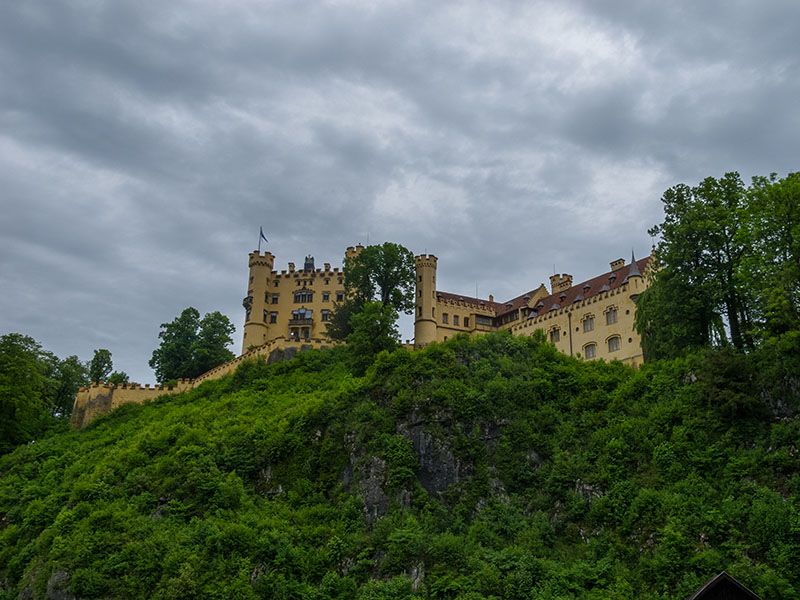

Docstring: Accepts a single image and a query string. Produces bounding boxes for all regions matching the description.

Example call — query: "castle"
[72,245,650,427]
[414,252,650,367]
[240,245,649,367]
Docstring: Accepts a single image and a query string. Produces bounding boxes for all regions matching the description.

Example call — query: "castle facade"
[241,245,364,353]
[414,252,650,367]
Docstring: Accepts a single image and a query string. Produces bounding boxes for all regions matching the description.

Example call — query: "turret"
[345,244,365,260]
[625,251,644,293]
[549,274,573,294]
[242,251,275,352]
[414,254,438,347]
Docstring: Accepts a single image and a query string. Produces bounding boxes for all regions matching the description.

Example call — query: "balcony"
[288,318,313,326]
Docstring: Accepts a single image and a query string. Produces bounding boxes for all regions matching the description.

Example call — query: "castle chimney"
[304,255,315,271]
[610,258,625,271]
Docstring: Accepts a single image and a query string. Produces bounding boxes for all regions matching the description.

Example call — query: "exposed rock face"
[397,421,466,497]
[46,571,75,600]
[358,456,390,526]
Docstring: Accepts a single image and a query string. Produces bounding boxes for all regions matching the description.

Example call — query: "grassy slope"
[1,333,798,600]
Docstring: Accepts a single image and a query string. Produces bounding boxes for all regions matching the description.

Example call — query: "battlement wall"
[71,379,194,429]
[70,336,331,429]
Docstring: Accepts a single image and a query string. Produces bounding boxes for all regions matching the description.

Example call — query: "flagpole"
[258,229,262,253]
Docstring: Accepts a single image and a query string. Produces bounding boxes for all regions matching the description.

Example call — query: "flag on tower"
[260,227,268,243]
[258,227,268,252]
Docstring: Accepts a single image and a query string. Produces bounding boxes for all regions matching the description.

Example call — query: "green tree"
[344,242,415,312]
[327,242,415,341]
[194,311,237,374]
[89,348,113,383]
[636,173,755,359]
[52,355,89,417]
[108,371,130,386]
[743,172,800,341]
[346,302,400,374]
[325,298,362,341]
[149,308,235,382]
[0,334,58,453]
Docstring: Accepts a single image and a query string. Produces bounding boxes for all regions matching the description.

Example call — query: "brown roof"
[436,256,652,319]
[685,572,762,600]
[436,291,505,313]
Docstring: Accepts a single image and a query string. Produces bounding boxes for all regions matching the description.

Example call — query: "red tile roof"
[436,256,652,320]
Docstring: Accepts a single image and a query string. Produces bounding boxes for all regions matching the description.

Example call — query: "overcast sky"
[1,0,798,383]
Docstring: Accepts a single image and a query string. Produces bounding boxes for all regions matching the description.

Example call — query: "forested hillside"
[1,332,798,600]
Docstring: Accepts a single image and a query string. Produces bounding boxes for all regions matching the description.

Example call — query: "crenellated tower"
[242,251,275,352]
[414,254,438,347]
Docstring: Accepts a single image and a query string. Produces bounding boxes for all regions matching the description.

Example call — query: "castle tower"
[242,251,275,352]
[414,254,438,347]
[345,244,365,261]
[625,250,644,295]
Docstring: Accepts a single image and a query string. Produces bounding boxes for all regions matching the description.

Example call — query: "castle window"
[464,317,469,328]
[263,310,268,322]
[583,316,594,332]
[323,292,330,302]
[418,306,422,317]
[292,308,313,320]
[584,343,596,358]
[338,278,343,284]
[246,309,251,321]
[606,308,618,324]
[442,313,448,324]
[321,310,330,321]
[325,278,329,285]
[272,294,279,304]
[608,336,620,352]
[453,315,459,326]
[336,291,344,302]
[269,312,277,323]
[294,291,313,303]
[550,328,560,343]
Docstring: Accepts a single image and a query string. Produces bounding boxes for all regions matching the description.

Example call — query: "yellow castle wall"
[241,246,362,353]
[415,253,648,367]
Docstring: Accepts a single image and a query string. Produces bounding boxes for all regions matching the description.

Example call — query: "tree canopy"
[149,307,235,382]
[636,171,799,360]
[344,242,415,313]
[0,333,89,454]
[89,348,113,383]
[327,242,415,343]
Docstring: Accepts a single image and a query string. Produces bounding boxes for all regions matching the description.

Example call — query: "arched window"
[583,315,594,332]
[606,307,618,325]
[584,343,596,358]
[608,336,620,352]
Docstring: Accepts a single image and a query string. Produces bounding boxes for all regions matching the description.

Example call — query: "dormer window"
[609,273,617,282]
[583,283,590,291]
